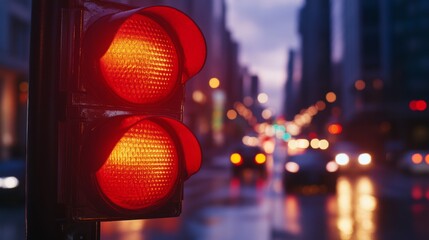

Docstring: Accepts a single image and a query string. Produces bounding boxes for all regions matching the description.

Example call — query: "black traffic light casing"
[57,1,206,221]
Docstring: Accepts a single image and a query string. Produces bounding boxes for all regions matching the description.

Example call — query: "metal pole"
[27,0,100,239]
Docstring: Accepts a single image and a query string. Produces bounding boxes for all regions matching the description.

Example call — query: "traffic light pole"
[27,0,99,239]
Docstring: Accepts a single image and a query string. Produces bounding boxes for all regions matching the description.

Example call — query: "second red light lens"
[95,119,179,210]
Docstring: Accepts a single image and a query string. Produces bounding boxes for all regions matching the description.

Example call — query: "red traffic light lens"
[100,14,179,104]
[96,119,179,210]
[84,116,202,211]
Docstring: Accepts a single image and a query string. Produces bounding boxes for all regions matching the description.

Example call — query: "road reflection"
[335,176,377,240]
[99,161,429,240]
[284,195,301,235]
[282,175,378,239]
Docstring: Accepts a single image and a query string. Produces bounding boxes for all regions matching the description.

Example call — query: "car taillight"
[230,153,243,166]
[254,153,266,164]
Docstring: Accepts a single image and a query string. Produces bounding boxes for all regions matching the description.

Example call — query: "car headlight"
[285,162,300,173]
[326,161,339,172]
[358,153,372,165]
[335,153,350,166]
[0,176,19,189]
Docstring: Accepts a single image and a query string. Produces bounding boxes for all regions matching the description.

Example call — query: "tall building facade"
[333,0,384,120]
[380,0,429,148]
[381,0,429,102]
[331,0,429,151]
[297,0,331,131]
[283,49,302,120]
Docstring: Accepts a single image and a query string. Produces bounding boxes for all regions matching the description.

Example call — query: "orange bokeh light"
[411,153,423,164]
[230,153,243,165]
[328,123,343,135]
[255,153,266,164]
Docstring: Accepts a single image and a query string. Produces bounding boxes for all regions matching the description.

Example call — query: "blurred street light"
[209,77,220,89]
[257,93,268,104]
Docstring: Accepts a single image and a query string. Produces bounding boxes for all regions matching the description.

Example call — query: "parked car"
[283,149,338,193]
[230,144,267,179]
[331,142,373,172]
[398,150,429,175]
[0,159,25,203]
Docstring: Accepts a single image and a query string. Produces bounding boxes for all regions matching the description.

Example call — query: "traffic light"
[58,3,206,221]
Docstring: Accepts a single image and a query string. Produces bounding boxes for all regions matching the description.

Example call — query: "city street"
[99,143,429,240]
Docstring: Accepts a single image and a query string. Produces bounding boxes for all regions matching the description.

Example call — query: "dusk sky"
[225,0,304,115]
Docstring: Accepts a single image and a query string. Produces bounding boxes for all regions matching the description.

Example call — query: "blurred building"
[380,0,429,149]
[292,0,331,133]
[333,0,383,122]
[0,0,31,160]
[283,49,302,121]
[332,0,387,154]
[329,0,429,153]
[381,0,429,102]
[298,0,331,107]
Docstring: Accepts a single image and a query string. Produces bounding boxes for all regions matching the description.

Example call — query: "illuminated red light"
[412,186,423,200]
[100,14,179,104]
[96,119,179,210]
[83,116,201,211]
[328,123,343,135]
[85,6,206,105]
[409,100,427,111]
[308,132,318,139]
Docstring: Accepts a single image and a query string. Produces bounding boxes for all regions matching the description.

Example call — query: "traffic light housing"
[58,2,206,221]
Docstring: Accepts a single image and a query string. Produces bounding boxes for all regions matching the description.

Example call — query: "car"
[229,144,267,180]
[0,159,25,203]
[398,150,429,175]
[283,149,338,193]
[331,142,373,172]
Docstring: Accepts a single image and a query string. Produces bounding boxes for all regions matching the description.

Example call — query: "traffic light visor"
[142,6,206,82]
